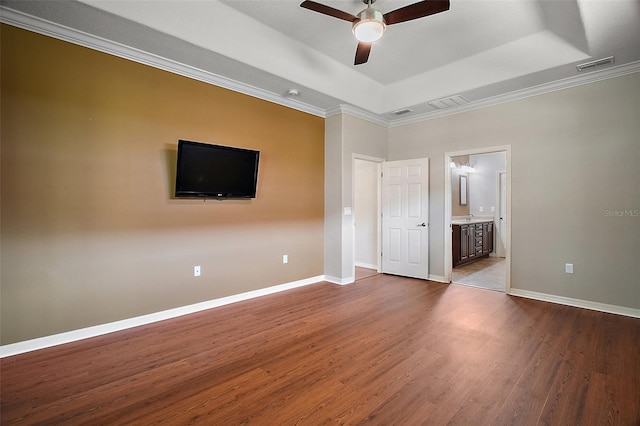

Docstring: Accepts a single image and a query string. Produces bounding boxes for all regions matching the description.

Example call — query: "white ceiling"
[2,0,640,123]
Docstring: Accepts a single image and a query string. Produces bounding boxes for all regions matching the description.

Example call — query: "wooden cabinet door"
[460,225,469,262]
[480,222,494,255]
[467,224,476,259]
[452,225,461,267]
[486,222,494,254]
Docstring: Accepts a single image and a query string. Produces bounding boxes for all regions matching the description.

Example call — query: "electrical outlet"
[565,263,573,274]
[194,265,201,277]
[282,255,288,264]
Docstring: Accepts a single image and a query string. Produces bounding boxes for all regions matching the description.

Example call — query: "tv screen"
[175,140,260,199]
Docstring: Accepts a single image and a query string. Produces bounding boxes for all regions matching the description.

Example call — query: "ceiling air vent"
[392,108,413,116]
[576,56,614,72]
[428,95,469,110]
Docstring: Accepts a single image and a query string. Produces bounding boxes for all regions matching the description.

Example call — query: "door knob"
[417,223,426,227]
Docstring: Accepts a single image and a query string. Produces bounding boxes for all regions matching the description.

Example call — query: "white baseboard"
[325,275,355,285]
[428,274,449,283]
[509,288,640,319]
[355,261,378,270]
[0,275,325,358]
[8,278,635,358]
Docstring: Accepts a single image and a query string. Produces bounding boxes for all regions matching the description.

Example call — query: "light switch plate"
[565,263,573,274]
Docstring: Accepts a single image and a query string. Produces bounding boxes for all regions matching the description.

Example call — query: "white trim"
[428,274,448,283]
[326,105,388,127]
[509,289,640,319]
[325,275,355,285]
[2,5,640,128]
[444,146,512,292]
[389,61,640,127]
[355,262,379,270]
[444,155,453,284]
[446,145,512,157]
[0,275,325,358]
[353,154,385,275]
[0,7,325,119]
[352,153,386,163]
[495,170,507,258]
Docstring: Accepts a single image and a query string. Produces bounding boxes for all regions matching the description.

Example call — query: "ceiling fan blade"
[383,0,450,25]
[300,1,358,22]
[354,42,372,65]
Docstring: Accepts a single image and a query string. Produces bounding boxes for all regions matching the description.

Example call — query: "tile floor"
[452,256,506,292]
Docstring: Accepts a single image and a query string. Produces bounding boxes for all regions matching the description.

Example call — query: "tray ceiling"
[2,0,639,123]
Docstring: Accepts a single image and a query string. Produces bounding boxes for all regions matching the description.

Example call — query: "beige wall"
[1,25,325,344]
[324,113,387,282]
[354,159,379,268]
[389,72,640,309]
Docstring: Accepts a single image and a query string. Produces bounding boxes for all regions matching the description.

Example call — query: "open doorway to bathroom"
[445,147,510,292]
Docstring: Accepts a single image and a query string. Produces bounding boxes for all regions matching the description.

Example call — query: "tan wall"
[0,25,325,344]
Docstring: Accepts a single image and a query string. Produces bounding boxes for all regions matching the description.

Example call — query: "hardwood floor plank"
[2,275,639,425]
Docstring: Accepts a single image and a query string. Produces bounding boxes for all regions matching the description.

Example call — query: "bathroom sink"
[451,218,492,225]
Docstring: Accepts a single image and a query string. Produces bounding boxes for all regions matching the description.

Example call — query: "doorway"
[444,146,511,292]
[353,155,430,281]
[354,156,383,277]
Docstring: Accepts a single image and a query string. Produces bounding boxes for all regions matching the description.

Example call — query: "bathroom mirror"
[460,175,467,205]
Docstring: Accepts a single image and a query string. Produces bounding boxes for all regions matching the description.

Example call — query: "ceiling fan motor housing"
[353,7,386,42]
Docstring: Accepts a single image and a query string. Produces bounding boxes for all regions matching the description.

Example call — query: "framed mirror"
[460,175,467,206]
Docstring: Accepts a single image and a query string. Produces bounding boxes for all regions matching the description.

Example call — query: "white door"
[381,158,429,279]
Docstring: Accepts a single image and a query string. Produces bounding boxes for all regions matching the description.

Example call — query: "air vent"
[428,95,469,110]
[576,56,614,72]
[392,108,413,116]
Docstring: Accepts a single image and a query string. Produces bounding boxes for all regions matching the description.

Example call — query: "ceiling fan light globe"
[353,8,385,43]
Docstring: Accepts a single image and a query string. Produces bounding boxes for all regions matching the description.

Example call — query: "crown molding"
[0,6,326,118]
[326,105,389,127]
[388,60,640,127]
[2,5,639,129]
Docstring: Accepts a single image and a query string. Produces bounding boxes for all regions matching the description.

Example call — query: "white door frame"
[352,154,385,274]
[496,170,507,258]
[444,145,512,292]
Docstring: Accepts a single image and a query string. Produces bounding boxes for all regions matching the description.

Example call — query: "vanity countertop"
[451,217,494,225]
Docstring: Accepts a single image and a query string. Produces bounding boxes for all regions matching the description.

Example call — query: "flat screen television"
[175,140,260,199]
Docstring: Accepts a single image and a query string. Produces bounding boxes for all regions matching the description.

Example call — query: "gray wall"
[388,72,640,309]
[468,152,506,217]
[354,159,379,268]
[325,114,388,283]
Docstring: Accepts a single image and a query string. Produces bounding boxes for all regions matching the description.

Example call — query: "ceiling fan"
[300,0,450,65]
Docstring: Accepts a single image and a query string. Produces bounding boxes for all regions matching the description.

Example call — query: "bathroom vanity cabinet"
[452,221,494,267]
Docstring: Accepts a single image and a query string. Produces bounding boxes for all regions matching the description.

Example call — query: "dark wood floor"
[2,274,639,425]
